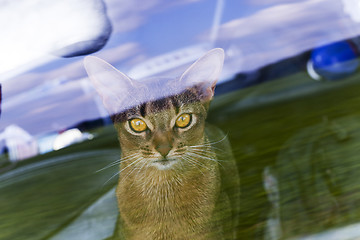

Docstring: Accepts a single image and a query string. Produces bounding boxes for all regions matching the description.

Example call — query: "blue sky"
[1,0,360,137]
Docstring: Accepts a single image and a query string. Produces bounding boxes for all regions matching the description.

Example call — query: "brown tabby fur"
[114,85,224,239]
[84,49,239,240]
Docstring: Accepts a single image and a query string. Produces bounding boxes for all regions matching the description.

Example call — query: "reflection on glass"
[2,0,360,239]
[273,117,360,239]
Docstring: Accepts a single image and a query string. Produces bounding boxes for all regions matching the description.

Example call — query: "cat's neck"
[119,156,217,184]
[117,153,220,214]
[118,145,219,196]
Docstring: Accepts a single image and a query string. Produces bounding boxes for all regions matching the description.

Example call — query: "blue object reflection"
[309,40,359,80]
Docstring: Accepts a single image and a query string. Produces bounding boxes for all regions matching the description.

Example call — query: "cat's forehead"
[109,75,208,123]
[113,87,203,122]
[124,77,200,106]
[140,76,182,98]
[142,76,176,84]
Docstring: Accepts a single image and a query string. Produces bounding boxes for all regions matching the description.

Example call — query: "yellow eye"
[175,113,192,128]
[129,118,147,132]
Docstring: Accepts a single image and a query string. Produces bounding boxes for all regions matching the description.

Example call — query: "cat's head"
[84,48,224,171]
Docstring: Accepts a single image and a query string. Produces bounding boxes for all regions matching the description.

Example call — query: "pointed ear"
[83,56,134,115]
[179,48,224,101]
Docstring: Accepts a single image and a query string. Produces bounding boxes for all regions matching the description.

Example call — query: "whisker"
[188,145,224,153]
[186,150,214,160]
[186,151,220,163]
[96,153,140,173]
[119,152,143,163]
[188,135,228,149]
[187,149,226,162]
[181,155,206,177]
[129,160,149,189]
[122,157,145,181]
[186,151,225,169]
[96,160,122,173]
[102,155,143,186]
[119,157,144,176]
[103,171,120,186]
[183,154,212,172]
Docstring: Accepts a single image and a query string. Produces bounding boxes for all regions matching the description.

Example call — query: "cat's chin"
[151,158,177,170]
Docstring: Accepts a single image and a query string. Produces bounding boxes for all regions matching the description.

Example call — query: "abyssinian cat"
[84,48,239,240]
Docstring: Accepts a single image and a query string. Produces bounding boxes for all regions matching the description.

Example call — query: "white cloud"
[242,0,303,6]
[0,0,111,79]
[343,0,360,22]
[103,0,204,33]
[103,0,162,33]
[93,42,142,65]
[208,0,360,72]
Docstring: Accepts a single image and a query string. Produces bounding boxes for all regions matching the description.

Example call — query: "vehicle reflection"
[210,68,360,239]
[1,0,360,239]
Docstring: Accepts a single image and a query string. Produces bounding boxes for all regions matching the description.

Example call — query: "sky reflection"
[1,0,360,138]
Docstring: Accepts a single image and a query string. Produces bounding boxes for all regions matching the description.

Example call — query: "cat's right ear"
[179,48,224,102]
[83,56,133,115]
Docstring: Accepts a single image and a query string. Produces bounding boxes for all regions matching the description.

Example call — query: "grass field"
[2,70,360,239]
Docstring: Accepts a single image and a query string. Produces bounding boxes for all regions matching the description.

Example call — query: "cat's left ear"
[179,48,224,101]
[83,56,135,116]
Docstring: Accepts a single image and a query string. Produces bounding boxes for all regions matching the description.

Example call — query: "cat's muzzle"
[152,157,177,170]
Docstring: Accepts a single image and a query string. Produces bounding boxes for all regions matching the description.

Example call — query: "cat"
[84,48,240,240]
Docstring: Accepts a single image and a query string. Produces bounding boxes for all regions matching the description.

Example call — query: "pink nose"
[156,145,171,157]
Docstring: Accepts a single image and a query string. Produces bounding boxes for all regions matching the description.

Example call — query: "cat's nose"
[156,145,171,157]
[153,131,173,157]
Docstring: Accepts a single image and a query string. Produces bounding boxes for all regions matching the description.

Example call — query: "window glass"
[1,0,360,239]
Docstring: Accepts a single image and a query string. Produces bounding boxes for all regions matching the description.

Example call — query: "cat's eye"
[175,113,192,128]
[129,118,148,132]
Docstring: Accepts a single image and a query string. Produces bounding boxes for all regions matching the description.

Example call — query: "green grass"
[0,128,120,240]
[2,70,360,239]
[208,71,360,238]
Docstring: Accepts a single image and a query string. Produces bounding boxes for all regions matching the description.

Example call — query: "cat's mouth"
[154,158,175,165]
[152,158,177,169]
